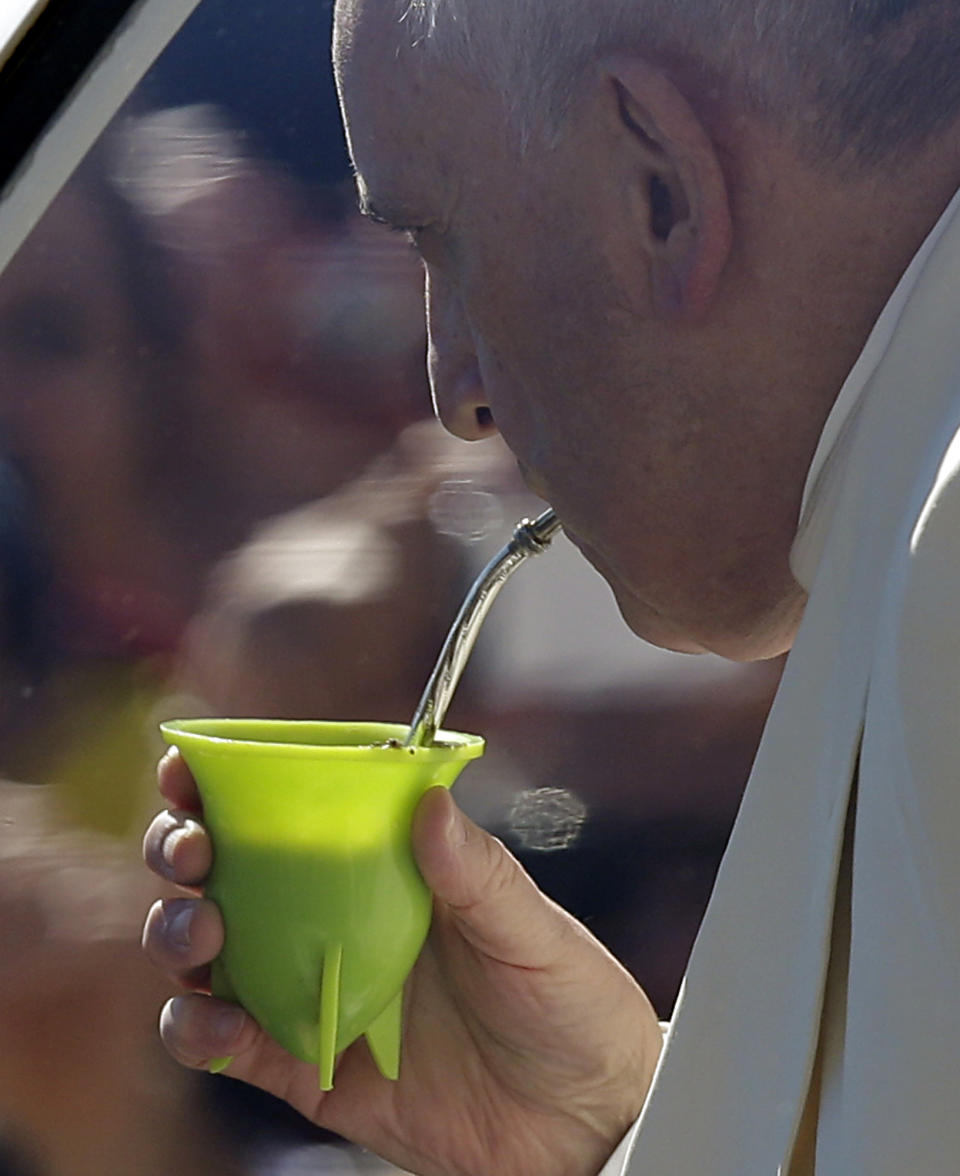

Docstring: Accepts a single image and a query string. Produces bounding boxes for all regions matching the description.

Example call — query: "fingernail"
[161,827,188,875]
[164,901,192,949]
[212,1005,245,1046]
[447,799,468,849]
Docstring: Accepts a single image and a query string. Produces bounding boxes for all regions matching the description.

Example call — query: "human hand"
[143,749,662,1176]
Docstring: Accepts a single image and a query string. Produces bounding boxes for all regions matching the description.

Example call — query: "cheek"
[464,285,568,447]
[459,237,635,486]
[470,334,548,465]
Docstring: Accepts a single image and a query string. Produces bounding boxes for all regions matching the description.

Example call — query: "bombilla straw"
[404,507,562,748]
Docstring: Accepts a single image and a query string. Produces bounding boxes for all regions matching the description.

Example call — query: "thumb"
[412,786,571,969]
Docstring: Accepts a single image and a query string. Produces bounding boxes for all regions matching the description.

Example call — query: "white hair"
[399,0,960,166]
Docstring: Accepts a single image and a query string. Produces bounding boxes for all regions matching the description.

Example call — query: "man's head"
[395,0,960,167]
[334,0,960,659]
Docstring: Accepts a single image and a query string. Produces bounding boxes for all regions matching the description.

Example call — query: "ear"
[603,56,732,320]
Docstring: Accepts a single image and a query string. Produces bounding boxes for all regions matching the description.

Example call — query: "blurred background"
[0,1,783,1172]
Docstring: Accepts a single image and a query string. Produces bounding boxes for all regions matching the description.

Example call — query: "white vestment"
[601,187,960,1175]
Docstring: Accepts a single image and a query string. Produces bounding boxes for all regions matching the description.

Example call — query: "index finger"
[158,747,202,814]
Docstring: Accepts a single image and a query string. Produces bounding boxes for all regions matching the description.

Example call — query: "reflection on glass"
[0,2,780,1172]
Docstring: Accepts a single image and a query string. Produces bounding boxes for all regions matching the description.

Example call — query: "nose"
[425,266,498,441]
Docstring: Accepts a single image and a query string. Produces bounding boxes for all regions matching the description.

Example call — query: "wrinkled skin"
[145,2,960,1173]
[143,750,663,1176]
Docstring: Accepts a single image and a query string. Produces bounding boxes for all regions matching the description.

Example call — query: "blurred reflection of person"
[0,104,435,834]
[0,103,436,1175]
[0,123,259,1176]
[0,144,198,836]
[0,785,247,1176]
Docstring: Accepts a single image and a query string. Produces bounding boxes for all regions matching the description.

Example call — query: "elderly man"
[143,1,960,1172]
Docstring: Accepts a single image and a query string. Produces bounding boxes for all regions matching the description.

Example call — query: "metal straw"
[404,507,562,748]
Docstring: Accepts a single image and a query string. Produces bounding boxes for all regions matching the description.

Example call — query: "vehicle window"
[0,3,778,1172]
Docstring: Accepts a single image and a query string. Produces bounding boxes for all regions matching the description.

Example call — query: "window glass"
[0,3,779,1172]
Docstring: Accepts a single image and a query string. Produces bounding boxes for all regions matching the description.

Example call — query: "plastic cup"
[159,718,484,1089]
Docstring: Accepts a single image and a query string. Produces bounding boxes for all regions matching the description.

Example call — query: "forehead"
[334,0,493,220]
[335,1,435,150]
